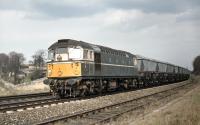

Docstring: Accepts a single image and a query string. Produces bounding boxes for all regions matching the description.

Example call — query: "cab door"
[94,52,101,76]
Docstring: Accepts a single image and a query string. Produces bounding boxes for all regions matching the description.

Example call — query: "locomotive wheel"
[57,90,63,99]
[80,89,87,96]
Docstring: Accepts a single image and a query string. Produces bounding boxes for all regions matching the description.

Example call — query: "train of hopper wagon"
[43,39,190,98]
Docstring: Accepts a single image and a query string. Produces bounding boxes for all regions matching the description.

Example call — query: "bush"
[30,70,45,80]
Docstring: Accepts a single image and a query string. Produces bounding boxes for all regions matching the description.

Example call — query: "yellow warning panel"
[47,62,81,78]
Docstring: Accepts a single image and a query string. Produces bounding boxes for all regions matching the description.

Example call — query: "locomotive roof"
[49,39,135,57]
[49,39,94,50]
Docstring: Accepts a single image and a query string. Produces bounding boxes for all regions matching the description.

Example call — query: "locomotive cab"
[48,46,94,62]
[47,46,94,78]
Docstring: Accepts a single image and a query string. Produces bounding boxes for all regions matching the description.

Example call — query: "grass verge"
[132,75,200,125]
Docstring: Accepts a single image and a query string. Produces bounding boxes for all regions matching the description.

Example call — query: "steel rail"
[0,92,50,101]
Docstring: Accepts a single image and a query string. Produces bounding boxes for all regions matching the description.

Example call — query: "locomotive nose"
[57,69,63,76]
[47,62,82,78]
[71,62,80,75]
[48,69,52,76]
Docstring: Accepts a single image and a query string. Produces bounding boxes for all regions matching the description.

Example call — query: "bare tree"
[193,55,200,75]
[28,60,33,65]
[29,50,47,80]
[0,53,9,76]
[32,50,46,70]
[8,51,25,84]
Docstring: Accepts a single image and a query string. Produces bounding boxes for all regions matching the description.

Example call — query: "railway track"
[0,92,55,113]
[0,83,167,113]
[0,92,50,102]
[35,82,192,125]
[0,91,119,113]
[0,90,137,113]
[0,82,191,114]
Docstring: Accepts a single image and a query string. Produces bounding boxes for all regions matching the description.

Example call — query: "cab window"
[56,48,67,54]
[83,49,94,60]
[48,50,55,61]
[68,48,82,60]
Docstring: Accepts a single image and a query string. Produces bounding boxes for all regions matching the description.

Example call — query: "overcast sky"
[0,0,200,70]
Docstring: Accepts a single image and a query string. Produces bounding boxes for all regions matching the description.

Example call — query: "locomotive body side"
[44,39,139,97]
[99,46,138,77]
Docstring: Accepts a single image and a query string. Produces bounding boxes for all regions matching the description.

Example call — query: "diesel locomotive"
[44,39,190,98]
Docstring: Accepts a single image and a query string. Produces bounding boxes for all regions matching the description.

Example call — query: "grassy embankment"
[0,79,49,96]
[133,75,200,125]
